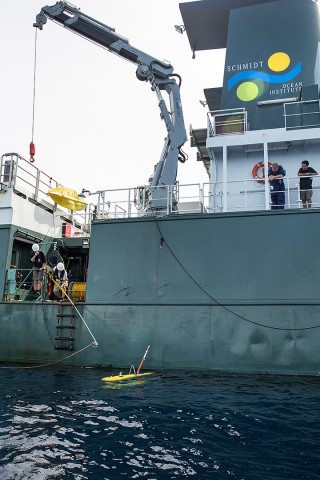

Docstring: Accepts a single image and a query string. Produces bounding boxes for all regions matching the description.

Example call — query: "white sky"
[1,0,225,193]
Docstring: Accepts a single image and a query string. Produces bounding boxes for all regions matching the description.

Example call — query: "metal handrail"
[284,100,320,130]
[88,176,320,219]
[207,108,248,137]
[2,153,319,236]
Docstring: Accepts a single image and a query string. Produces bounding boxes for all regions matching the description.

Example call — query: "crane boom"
[34,2,187,212]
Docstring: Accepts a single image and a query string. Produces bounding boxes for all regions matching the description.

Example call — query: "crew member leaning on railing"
[297,160,318,209]
[268,163,286,210]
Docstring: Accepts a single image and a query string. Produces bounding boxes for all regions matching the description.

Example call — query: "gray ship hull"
[1,210,320,375]
[2,0,320,375]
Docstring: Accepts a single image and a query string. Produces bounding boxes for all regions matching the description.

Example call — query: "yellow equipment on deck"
[48,187,87,211]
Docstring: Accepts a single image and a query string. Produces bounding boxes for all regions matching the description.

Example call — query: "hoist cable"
[31,28,38,142]
[29,28,38,163]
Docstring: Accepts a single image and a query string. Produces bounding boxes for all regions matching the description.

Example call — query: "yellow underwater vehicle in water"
[102,346,153,383]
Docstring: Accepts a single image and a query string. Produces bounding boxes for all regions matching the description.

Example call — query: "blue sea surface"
[0,367,319,479]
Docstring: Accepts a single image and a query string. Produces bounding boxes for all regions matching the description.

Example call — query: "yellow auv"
[101,372,154,382]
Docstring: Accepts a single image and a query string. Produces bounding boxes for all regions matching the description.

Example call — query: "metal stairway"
[55,304,76,351]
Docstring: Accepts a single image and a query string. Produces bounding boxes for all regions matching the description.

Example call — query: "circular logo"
[268,52,290,72]
[233,52,294,102]
[237,81,259,102]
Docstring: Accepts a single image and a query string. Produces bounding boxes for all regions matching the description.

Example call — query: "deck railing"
[207,108,248,137]
[4,267,86,303]
[203,176,320,213]
[2,153,319,236]
[0,152,60,200]
[0,153,93,233]
[206,101,320,136]
[284,100,320,130]
[84,175,320,220]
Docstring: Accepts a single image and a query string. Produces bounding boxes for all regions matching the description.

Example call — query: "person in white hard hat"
[30,243,47,297]
[52,262,68,301]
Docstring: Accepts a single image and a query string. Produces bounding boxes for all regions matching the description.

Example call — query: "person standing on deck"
[268,163,286,210]
[52,262,68,301]
[30,243,46,297]
[297,160,318,208]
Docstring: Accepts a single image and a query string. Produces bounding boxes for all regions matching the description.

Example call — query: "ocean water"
[0,367,319,480]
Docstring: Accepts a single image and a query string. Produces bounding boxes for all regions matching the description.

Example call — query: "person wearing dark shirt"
[30,243,46,296]
[268,163,286,210]
[297,160,318,208]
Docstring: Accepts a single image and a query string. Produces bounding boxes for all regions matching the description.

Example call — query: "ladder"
[55,304,76,351]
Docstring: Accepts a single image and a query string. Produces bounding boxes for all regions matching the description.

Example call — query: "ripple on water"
[0,369,320,479]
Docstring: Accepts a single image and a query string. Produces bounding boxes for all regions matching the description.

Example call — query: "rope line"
[152,211,320,331]
[49,275,98,347]
[41,301,56,347]
[0,273,98,369]
[0,343,95,369]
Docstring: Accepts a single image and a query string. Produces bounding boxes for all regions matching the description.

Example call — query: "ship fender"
[252,161,272,184]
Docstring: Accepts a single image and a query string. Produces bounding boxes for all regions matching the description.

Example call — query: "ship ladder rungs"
[55,304,76,351]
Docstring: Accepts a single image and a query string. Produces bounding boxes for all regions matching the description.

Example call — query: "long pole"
[137,345,150,374]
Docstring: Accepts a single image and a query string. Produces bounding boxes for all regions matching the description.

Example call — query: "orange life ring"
[252,161,272,184]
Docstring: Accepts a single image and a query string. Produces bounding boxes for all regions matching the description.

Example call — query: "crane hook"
[29,142,36,163]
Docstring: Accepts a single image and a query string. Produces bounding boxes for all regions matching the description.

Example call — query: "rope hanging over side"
[30,28,38,163]
[49,274,98,347]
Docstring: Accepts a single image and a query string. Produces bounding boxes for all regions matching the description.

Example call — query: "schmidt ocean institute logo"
[227,52,302,102]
